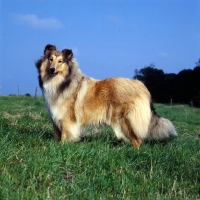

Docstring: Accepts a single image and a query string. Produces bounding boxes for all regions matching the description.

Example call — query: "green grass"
[0,96,200,199]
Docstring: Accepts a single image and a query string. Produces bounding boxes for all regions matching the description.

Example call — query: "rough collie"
[35,44,177,148]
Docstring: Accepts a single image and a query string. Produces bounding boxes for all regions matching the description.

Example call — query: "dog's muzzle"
[49,67,56,75]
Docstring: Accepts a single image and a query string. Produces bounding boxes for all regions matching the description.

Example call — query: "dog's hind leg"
[112,117,142,149]
[112,123,130,143]
[130,136,142,149]
[125,119,142,148]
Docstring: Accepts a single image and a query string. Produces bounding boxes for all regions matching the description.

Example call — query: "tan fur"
[35,44,177,148]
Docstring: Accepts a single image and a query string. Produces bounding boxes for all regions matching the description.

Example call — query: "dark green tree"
[134,65,167,102]
[134,58,200,106]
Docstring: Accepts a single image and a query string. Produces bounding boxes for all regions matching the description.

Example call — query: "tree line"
[134,59,200,107]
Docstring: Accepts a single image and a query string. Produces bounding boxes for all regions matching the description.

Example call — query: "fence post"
[34,87,38,98]
[170,99,172,107]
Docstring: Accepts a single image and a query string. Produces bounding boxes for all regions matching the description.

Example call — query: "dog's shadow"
[81,135,126,147]
[143,137,176,146]
[35,128,177,148]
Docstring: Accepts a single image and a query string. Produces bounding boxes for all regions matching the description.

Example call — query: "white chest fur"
[43,81,60,125]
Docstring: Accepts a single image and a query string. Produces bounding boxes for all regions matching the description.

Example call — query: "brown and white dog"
[35,44,177,148]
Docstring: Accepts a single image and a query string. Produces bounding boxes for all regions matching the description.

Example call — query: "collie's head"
[35,44,75,89]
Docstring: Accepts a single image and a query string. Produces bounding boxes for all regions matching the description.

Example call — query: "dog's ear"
[62,49,73,61]
[44,44,56,56]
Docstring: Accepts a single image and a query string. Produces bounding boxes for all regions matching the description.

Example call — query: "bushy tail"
[147,109,177,140]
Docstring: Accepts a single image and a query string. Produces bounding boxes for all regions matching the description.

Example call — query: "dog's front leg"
[53,123,62,142]
[61,121,81,143]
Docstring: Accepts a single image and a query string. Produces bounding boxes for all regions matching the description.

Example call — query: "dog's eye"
[49,58,53,62]
[58,60,63,63]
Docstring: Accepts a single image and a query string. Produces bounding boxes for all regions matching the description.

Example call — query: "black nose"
[50,67,55,73]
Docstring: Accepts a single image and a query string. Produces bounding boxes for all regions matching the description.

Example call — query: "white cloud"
[11,13,64,30]
[105,14,121,24]
[158,52,170,59]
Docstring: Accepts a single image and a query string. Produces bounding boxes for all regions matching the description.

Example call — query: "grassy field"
[0,96,200,200]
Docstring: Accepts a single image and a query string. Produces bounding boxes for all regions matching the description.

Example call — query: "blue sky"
[0,0,200,96]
